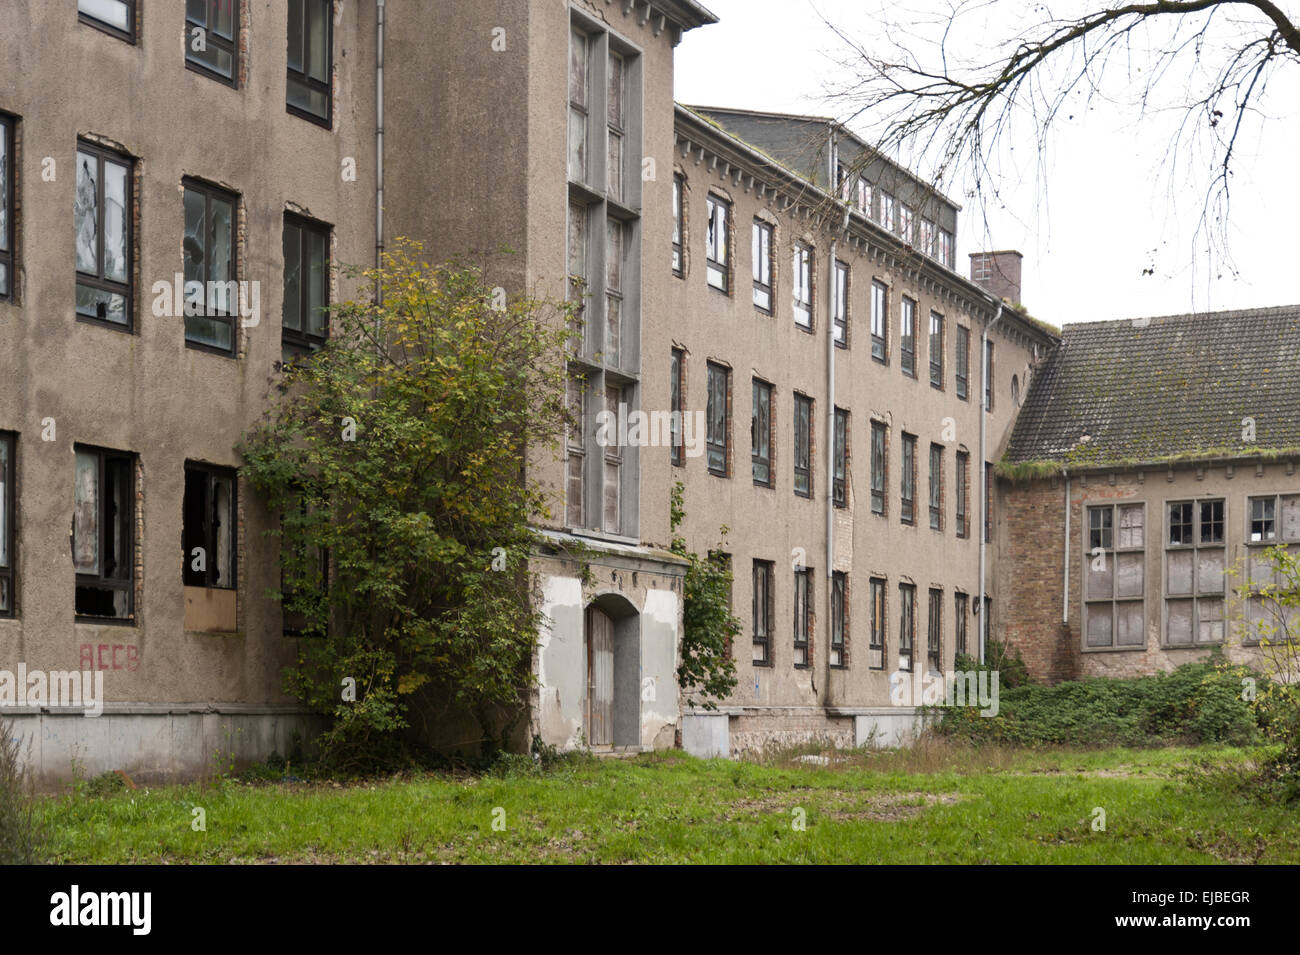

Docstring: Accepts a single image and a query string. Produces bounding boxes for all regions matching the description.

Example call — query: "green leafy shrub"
[937,661,1262,747]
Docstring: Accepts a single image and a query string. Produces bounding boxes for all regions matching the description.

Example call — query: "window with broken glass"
[831,571,847,667]
[832,259,849,346]
[706,195,730,293]
[955,325,970,400]
[871,279,888,362]
[929,311,944,389]
[955,450,969,538]
[792,242,813,329]
[833,407,848,507]
[79,0,135,42]
[1244,494,1300,642]
[565,373,587,528]
[1165,499,1225,647]
[672,174,684,276]
[900,432,916,524]
[671,348,685,467]
[927,587,942,671]
[73,445,135,621]
[183,178,238,354]
[955,592,969,656]
[183,463,236,589]
[282,213,330,359]
[605,217,625,367]
[1085,503,1145,649]
[753,559,774,665]
[898,582,915,671]
[75,141,133,329]
[793,567,812,667]
[871,420,887,515]
[0,114,12,302]
[869,577,886,669]
[287,0,332,126]
[186,0,240,86]
[794,393,813,498]
[929,443,943,530]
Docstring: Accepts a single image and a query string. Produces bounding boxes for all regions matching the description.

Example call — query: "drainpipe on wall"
[978,299,1004,664]
[375,0,386,308]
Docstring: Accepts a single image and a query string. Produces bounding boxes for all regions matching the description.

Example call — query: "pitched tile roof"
[1005,305,1300,469]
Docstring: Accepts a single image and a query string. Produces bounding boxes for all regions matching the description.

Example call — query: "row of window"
[1083,497,1300,650]
[751,559,984,673]
[673,185,996,407]
[0,118,330,357]
[835,163,956,269]
[671,355,994,541]
[78,0,334,126]
[0,432,236,621]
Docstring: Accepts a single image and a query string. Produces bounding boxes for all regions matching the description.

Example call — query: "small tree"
[240,240,572,768]
[670,483,741,710]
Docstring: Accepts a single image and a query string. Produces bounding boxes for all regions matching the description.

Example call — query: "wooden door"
[586,607,614,746]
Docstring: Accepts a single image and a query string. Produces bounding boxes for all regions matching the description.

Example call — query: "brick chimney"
[969,250,1023,305]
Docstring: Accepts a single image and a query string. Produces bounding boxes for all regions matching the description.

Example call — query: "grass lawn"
[35,741,1299,864]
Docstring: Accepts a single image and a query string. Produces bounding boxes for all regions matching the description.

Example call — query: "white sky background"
[674,0,1300,326]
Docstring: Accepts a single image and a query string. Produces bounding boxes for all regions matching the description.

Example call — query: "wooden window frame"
[705,194,730,293]
[955,592,968,657]
[833,407,849,508]
[900,296,917,378]
[869,576,886,669]
[898,582,915,672]
[927,587,943,672]
[830,571,848,668]
[955,450,969,538]
[929,443,943,530]
[900,432,916,525]
[0,114,13,303]
[1083,503,1146,650]
[792,241,813,330]
[832,259,849,347]
[706,361,730,477]
[793,567,812,668]
[671,174,684,277]
[1164,498,1227,647]
[955,325,970,400]
[870,420,887,516]
[929,311,944,389]
[670,348,685,467]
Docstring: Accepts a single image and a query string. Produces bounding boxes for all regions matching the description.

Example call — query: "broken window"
[752,219,773,312]
[752,559,774,665]
[605,218,624,367]
[856,177,872,217]
[1166,499,1225,647]
[870,280,888,362]
[793,393,813,498]
[282,213,330,359]
[0,432,13,616]
[607,50,625,202]
[955,325,970,400]
[833,408,848,508]
[751,378,772,487]
[927,588,943,672]
[929,311,944,389]
[706,362,730,477]
[898,583,915,672]
[0,114,12,302]
[871,420,887,515]
[869,577,886,669]
[1084,503,1145,649]
[73,445,135,621]
[567,201,589,349]
[79,0,135,42]
[793,568,812,667]
[984,340,995,411]
[920,217,936,258]
[568,28,589,182]
[183,178,238,354]
[565,373,587,528]
[75,141,133,329]
[929,443,943,530]
[900,433,916,524]
[831,571,847,667]
[1249,496,1276,542]
[792,242,813,329]
[705,195,729,293]
[183,463,236,589]
[287,0,333,126]
[938,228,954,269]
[186,0,240,86]
[602,384,623,534]
[879,191,896,233]
[900,297,916,377]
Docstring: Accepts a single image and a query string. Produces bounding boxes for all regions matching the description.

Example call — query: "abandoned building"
[0,2,1294,781]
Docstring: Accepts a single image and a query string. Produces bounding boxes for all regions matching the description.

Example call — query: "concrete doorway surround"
[584,593,641,750]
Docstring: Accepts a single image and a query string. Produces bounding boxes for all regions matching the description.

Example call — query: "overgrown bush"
[0,720,44,864]
[954,638,1031,689]
[937,660,1262,747]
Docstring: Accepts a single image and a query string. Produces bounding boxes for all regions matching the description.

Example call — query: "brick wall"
[998,476,1077,683]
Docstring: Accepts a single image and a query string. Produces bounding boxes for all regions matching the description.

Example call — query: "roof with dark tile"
[1004,305,1300,470]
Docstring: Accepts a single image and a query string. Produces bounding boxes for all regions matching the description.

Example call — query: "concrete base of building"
[682,705,927,759]
[3,704,321,788]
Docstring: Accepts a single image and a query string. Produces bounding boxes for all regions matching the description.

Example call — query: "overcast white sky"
[675,0,1300,326]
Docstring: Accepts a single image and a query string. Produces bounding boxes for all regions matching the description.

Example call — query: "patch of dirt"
[721,789,965,823]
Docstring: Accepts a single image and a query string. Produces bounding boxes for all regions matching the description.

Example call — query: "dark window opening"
[73,446,135,621]
[186,0,240,86]
[183,463,236,589]
[282,214,331,359]
[287,0,333,126]
[183,178,238,354]
[75,141,134,330]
